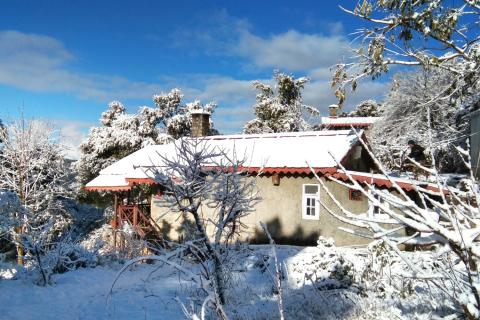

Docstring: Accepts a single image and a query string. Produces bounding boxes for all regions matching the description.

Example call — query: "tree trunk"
[14,226,24,266]
[16,243,24,266]
[190,206,226,304]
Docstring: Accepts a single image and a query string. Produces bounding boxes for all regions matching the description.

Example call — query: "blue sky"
[0,0,389,158]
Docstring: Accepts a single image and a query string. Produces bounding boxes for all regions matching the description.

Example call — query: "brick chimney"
[329,104,339,118]
[191,110,211,137]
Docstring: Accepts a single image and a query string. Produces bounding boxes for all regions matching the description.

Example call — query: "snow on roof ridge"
[321,117,381,125]
[190,129,355,141]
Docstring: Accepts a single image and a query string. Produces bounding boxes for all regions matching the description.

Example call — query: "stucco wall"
[249,176,371,246]
[151,175,402,246]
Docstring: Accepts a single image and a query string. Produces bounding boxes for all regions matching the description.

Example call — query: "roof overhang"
[328,170,448,194]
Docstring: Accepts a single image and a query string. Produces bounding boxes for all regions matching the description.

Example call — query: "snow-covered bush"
[81,223,146,261]
[47,239,98,274]
[244,71,319,134]
[289,237,355,291]
[81,224,114,254]
[58,197,104,240]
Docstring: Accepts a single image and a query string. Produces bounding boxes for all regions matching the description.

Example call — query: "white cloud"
[235,30,350,72]
[0,26,388,140]
[0,30,163,101]
[53,119,94,160]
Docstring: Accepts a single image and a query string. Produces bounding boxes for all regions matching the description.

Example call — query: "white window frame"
[368,189,390,220]
[302,184,320,220]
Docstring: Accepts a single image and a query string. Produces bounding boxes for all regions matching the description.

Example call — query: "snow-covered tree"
[76,89,217,204]
[0,118,4,142]
[370,69,469,172]
[0,190,25,239]
[0,119,70,265]
[244,72,319,134]
[340,99,382,117]
[332,0,480,109]
[311,131,480,319]
[155,138,259,305]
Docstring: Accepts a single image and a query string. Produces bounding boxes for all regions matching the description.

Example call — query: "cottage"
[85,113,442,246]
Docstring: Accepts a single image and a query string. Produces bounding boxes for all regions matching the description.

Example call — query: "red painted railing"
[115,204,161,238]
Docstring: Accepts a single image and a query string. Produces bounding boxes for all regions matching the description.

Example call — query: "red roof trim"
[202,166,338,174]
[85,178,158,192]
[322,123,373,128]
[329,171,446,193]
[86,167,339,192]
[84,185,131,191]
[125,178,157,185]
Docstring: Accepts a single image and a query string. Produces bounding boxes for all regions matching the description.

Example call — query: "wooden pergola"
[86,181,163,248]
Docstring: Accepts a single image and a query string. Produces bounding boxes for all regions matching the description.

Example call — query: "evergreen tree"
[76,89,217,205]
[244,72,319,134]
[340,100,382,117]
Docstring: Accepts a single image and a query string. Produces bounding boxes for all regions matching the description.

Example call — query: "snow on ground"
[0,262,189,320]
[0,244,454,320]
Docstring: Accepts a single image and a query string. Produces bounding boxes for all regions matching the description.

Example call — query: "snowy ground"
[0,244,454,320]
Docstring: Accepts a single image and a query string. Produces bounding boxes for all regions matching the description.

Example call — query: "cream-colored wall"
[151,175,403,246]
[250,176,371,246]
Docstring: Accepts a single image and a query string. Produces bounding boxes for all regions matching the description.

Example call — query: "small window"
[302,184,320,220]
[369,189,390,219]
[349,189,362,201]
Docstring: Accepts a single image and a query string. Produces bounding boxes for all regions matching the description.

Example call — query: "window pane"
[305,185,319,194]
[306,207,311,215]
[306,198,311,206]
[311,207,315,215]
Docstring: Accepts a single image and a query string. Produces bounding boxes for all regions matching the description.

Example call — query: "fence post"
[133,206,138,227]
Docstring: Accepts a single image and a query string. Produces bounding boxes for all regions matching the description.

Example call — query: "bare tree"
[310,126,480,319]
[154,138,259,305]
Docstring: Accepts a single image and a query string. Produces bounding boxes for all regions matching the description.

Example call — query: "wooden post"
[133,206,138,227]
[113,194,118,249]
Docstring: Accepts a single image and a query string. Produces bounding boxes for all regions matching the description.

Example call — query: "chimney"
[191,110,211,137]
[329,104,338,118]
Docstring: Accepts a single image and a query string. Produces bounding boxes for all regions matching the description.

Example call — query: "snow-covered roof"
[320,117,380,128]
[86,130,360,191]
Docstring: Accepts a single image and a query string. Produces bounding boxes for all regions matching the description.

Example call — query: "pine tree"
[244,72,319,134]
[340,100,382,117]
[76,89,217,205]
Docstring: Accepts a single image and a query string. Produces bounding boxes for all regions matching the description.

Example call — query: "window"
[349,189,362,201]
[302,184,320,220]
[368,189,390,219]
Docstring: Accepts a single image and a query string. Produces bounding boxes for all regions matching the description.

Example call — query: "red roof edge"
[329,171,447,194]
[84,185,132,191]
[125,178,157,185]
